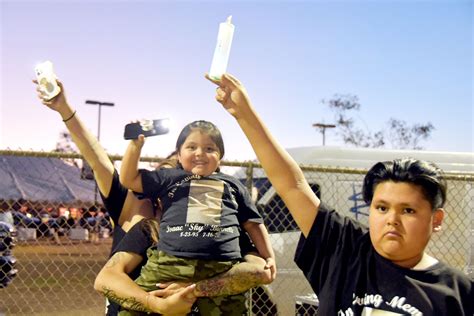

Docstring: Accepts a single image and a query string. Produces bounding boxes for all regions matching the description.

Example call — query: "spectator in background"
[0,201,14,226]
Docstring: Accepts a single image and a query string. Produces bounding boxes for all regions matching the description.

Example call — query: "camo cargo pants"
[118,249,247,316]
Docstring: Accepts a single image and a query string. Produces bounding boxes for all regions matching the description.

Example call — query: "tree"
[322,94,434,150]
[54,130,80,168]
[55,130,78,153]
[54,131,97,180]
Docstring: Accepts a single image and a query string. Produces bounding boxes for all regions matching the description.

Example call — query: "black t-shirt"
[98,169,129,316]
[99,169,128,254]
[113,219,153,280]
[294,204,474,315]
[141,168,262,260]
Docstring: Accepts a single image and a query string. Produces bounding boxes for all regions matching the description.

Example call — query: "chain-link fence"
[1,150,473,315]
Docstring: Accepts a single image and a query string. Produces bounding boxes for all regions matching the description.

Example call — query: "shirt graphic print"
[186,179,224,225]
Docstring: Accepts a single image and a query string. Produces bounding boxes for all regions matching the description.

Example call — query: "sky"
[1,0,472,161]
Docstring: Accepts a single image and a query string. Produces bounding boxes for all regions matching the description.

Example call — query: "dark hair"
[142,218,160,245]
[157,150,178,170]
[362,158,447,210]
[175,120,225,158]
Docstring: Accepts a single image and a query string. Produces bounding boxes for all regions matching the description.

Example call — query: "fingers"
[271,266,277,280]
[33,79,48,100]
[264,258,272,267]
[149,289,166,297]
[131,135,146,148]
[221,73,240,88]
[36,90,51,104]
[181,284,197,303]
[205,72,239,90]
[183,284,196,294]
[156,282,171,289]
[215,86,228,104]
[56,79,64,89]
[204,73,220,86]
[265,258,277,280]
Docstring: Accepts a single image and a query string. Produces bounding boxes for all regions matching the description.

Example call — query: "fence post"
[245,161,255,200]
[245,161,254,316]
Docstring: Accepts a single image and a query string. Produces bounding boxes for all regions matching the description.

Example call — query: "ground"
[2,237,111,315]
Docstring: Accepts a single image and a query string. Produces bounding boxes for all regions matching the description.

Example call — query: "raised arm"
[119,137,145,193]
[206,74,320,237]
[34,80,114,196]
[94,252,196,314]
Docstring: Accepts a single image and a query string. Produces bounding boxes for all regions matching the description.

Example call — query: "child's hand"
[33,79,67,112]
[205,73,252,120]
[264,257,277,281]
[131,134,145,149]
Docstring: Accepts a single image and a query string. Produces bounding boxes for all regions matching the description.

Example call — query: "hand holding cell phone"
[123,119,170,140]
[35,61,61,100]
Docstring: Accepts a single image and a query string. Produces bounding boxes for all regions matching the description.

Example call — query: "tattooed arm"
[156,252,272,298]
[195,253,272,297]
[94,252,195,314]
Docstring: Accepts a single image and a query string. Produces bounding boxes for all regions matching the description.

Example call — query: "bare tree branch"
[322,95,434,149]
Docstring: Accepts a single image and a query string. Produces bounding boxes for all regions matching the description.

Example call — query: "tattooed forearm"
[195,268,263,297]
[101,286,149,312]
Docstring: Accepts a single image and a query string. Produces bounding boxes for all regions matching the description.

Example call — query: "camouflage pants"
[119,249,247,316]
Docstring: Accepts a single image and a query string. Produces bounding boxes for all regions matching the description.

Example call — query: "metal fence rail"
[1,150,473,315]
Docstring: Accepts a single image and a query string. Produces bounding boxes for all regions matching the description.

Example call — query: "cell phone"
[35,60,61,100]
[124,119,170,140]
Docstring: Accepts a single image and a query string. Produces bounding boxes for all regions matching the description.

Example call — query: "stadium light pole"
[85,100,115,141]
[85,100,115,203]
[312,123,336,146]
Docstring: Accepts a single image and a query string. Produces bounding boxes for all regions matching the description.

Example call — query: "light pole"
[312,123,336,146]
[85,100,115,203]
[85,100,115,141]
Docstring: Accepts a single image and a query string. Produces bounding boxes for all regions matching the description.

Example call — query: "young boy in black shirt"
[208,73,473,315]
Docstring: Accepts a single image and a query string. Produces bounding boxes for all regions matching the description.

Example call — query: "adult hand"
[205,73,253,120]
[152,281,192,298]
[33,79,67,112]
[148,284,196,315]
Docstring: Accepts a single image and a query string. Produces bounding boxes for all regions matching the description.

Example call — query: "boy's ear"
[432,208,445,232]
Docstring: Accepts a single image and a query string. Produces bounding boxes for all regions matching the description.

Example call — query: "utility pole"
[85,100,115,203]
[312,123,336,146]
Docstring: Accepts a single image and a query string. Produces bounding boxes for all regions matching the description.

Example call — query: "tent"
[0,155,98,207]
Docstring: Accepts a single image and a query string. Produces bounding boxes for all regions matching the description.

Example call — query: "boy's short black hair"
[362,158,447,210]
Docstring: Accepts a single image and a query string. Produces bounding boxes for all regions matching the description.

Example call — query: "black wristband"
[62,110,76,122]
